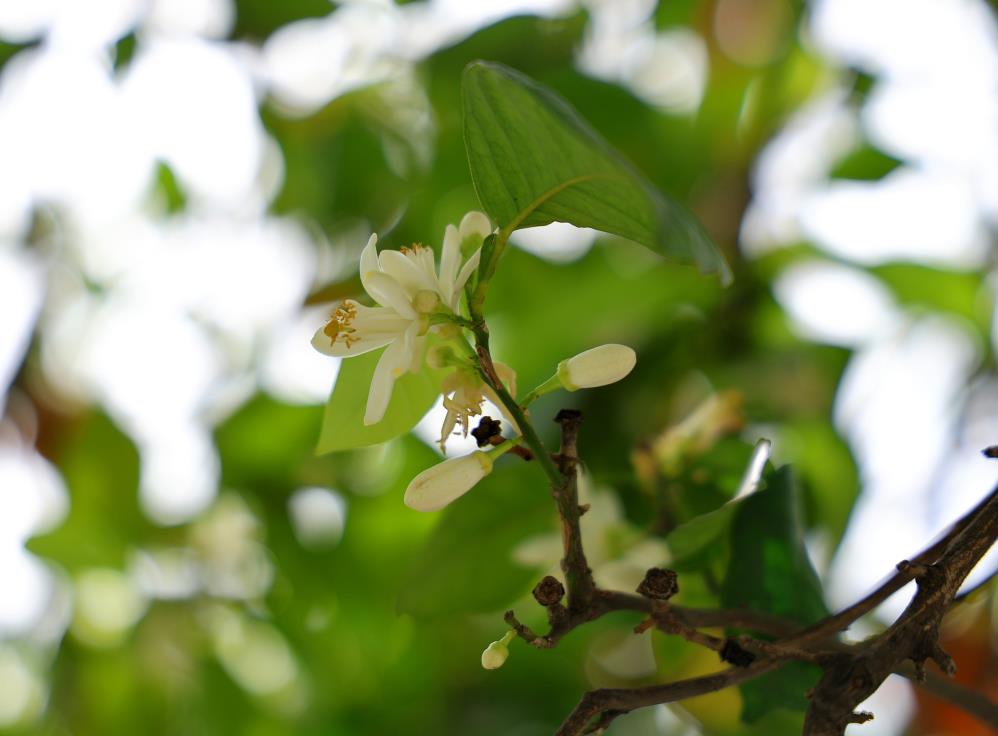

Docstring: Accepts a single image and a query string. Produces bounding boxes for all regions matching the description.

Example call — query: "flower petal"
[459,211,491,243]
[364,336,411,426]
[364,271,417,319]
[359,233,380,297]
[438,224,460,306]
[310,301,409,357]
[379,249,435,296]
[452,246,482,305]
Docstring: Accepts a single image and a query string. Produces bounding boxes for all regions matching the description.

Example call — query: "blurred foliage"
[4,2,996,736]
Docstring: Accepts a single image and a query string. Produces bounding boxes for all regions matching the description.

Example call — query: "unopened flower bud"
[481,630,516,670]
[557,344,636,391]
[404,451,493,512]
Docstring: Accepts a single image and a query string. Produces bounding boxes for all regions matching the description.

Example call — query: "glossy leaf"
[462,61,729,282]
[317,349,446,454]
[721,465,828,723]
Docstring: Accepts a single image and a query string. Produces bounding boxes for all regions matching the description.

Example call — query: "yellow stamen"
[323,301,359,348]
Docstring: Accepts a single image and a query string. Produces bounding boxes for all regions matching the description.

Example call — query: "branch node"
[533,575,566,607]
[636,568,679,601]
[849,711,875,724]
[719,638,757,668]
[896,559,930,578]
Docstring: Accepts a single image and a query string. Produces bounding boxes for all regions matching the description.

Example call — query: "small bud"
[636,568,679,600]
[532,576,566,606]
[404,451,493,512]
[481,630,515,670]
[556,344,636,391]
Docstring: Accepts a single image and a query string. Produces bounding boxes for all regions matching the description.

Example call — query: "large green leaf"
[720,465,827,723]
[461,61,729,282]
[397,462,551,618]
[316,349,446,454]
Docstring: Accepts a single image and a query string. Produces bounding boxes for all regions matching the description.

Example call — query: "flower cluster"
[312,212,490,426]
[312,211,639,514]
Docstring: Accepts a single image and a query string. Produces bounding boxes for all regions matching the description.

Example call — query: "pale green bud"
[403,451,493,512]
[557,344,636,391]
[481,630,516,670]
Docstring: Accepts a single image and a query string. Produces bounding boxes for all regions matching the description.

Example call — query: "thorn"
[849,711,875,724]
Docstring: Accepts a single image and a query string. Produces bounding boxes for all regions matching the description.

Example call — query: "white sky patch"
[625,29,708,113]
[740,89,858,254]
[811,0,998,81]
[122,37,263,207]
[260,309,341,406]
[46,0,143,50]
[827,317,979,619]
[288,487,347,549]
[511,222,599,262]
[800,166,987,268]
[0,47,152,227]
[863,80,998,223]
[138,424,220,525]
[0,249,44,408]
[850,674,915,736]
[578,0,707,113]
[145,0,235,39]
[773,259,899,347]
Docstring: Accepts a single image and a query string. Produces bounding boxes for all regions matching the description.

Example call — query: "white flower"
[438,361,517,453]
[403,451,493,511]
[557,344,636,391]
[311,212,491,425]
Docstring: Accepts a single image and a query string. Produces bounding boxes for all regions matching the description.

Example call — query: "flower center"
[323,301,359,348]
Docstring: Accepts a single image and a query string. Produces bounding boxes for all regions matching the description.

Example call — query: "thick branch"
[555,660,786,736]
[803,486,998,735]
[552,409,597,612]
[786,485,998,647]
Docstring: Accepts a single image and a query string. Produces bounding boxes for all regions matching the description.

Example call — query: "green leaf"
[461,61,729,283]
[397,462,551,618]
[316,349,446,454]
[721,465,827,723]
[665,502,740,571]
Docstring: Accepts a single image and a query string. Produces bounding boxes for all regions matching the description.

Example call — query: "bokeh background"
[0,0,996,734]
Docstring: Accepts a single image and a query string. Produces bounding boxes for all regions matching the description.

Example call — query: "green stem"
[488,373,563,488]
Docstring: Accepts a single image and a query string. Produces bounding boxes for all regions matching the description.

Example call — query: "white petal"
[364,271,417,319]
[459,211,492,242]
[359,233,380,297]
[364,337,411,426]
[452,247,482,307]
[438,224,460,306]
[310,301,409,357]
[379,249,435,296]
[408,332,427,374]
[403,452,493,512]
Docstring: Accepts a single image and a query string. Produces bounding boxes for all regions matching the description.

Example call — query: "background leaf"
[461,61,729,282]
[317,349,446,454]
[397,462,552,618]
[720,465,828,723]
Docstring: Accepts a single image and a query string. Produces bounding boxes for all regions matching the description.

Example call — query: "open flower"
[312,213,491,425]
